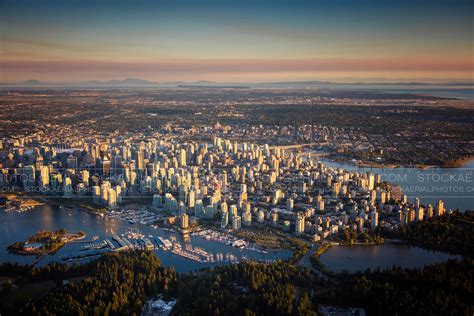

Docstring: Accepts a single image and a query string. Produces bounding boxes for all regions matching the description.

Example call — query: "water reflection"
[0,205,292,272]
[316,158,474,211]
[319,243,460,273]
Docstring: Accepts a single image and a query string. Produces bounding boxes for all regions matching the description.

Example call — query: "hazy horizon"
[1,0,473,83]
[2,77,474,86]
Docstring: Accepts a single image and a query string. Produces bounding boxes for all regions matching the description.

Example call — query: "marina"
[60,231,267,264]
[60,248,113,262]
[0,205,292,271]
[108,208,164,225]
[4,205,36,213]
[80,240,109,251]
[155,236,173,249]
[191,228,268,254]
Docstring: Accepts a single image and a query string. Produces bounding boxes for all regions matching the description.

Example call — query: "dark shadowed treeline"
[0,245,472,315]
[16,251,176,315]
[318,259,474,316]
[382,211,474,257]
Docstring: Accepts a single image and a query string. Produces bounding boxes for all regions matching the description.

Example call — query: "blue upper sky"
[1,0,472,82]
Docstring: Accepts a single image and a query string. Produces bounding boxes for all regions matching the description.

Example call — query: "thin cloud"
[1,58,472,74]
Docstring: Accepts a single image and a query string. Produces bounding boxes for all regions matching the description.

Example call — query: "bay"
[319,159,474,211]
[319,243,461,273]
[0,205,292,272]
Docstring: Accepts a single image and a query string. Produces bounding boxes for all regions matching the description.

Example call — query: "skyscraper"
[134,147,144,173]
[39,166,50,190]
[295,213,305,235]
[221,210,229,228]
[179,148,187,167]
[180,213,189,229]
[370,211,379,230]
[21,165,35,191]
[232,215,241,230]
[436,200,445,216]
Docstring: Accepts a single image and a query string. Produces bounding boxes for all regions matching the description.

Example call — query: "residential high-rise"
[21,165,35,191]
[180,213,189,229]
[271,211,278,226]
[39,166,50,190]
[108,188,117,208]
[295,213,305,235]
[436,200,445,216]
[134,147,144,172]
[370,211,379,230]
[243,211,252,226]
[179,148,187,167]
[415,208,424,221]
[232,215,241,230]
[221,210,229,228]
[414,197,420,210]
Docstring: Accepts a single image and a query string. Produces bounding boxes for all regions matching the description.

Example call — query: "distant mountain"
[22,80,44,85]
[247,80,474,88]
[2,79,472,88]
[105,78,157,85]
[0,78,158,87]
[258,80,328,86]
[444,81,474,86]
[177,85,249,89]
[161,80,219,86]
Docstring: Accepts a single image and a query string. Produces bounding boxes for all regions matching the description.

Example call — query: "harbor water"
[0,205,292,272]
[319,243,461,273]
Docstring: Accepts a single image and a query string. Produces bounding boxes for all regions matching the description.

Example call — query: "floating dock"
[60,248,112,261]
[81,240,108,251]
[155,236,172,249]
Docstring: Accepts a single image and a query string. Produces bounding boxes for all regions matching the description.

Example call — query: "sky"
[0,0,473,83]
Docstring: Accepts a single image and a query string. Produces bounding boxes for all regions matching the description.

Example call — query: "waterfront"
[0,205,292,272]
[319,243,461,273]
[322,84,474,100]
[318,158,474,211]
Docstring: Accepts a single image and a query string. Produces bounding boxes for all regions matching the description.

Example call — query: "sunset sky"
[1,0,473,83]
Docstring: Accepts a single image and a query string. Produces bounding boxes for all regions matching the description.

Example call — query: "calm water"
[321,84,474,99]
[319,159,474,211]
[319,243,460,273]
[0,205,292,272]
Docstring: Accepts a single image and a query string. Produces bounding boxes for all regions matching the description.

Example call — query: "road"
[297,244,328,280]
[270,143,318,150]
[31,253,47,267]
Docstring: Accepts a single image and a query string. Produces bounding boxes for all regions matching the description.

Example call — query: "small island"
[7,229,86,255]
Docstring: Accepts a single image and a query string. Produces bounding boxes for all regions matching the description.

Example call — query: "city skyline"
[1,0,473,83]
[1,1,473,314]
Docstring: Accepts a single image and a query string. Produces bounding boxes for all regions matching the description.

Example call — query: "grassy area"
[7,229,85,255]
[233,226,295,250]
[46,196,107,213]
[121,196,153,205]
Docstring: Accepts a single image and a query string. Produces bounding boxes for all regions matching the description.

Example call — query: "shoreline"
[447,155,474,168]
[326,155,474,170]
[7,231,86,256]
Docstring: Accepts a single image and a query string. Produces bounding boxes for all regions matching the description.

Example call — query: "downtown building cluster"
[0,135,448,240]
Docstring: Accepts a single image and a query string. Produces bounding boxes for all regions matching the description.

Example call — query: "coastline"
[7,231,86,256]
[0,192,45,210]
[38,197,106,216]
[446,155,474,168]
[327,155,474,170]
[357,162,399,169]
